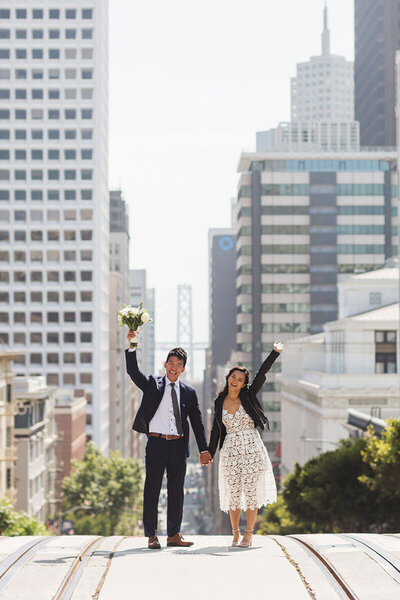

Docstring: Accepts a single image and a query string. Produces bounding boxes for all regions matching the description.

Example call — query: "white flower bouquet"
[118,302,153,349]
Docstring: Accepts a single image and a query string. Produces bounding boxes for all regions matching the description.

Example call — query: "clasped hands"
[200,451,213,467]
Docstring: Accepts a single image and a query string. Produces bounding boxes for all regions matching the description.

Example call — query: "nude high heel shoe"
[231,529,240,547]
[239,529,253,548]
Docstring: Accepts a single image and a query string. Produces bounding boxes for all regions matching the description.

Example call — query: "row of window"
[23,353,93,364]
[0,311,93,323]
[14,354,92,367]
[0,228,92,240]
[1,88,93,100]
[236,263,383,276]
[0,108,93,119]
[0,190,92,203]
[0,149,93,161]
[0,68,93,79]
[237,303,309,314]
[0,27,93,40]
[0,250,92,262]
[0,128,93,140]
[239,224,396,237]
[238,206,398,218]
[239,183,397,198]
[0,271,93,282]
[237,322,309,334]
[1,48,93,59]
[0,290,92,302]
[1,212,92,224]
[8,333,92,348]
[250,159,392,172]
[238,283,310,294]
[0,169,93,181]
[0,8,93,19]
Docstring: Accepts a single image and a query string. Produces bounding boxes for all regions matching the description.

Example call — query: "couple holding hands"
[126,330,284,549]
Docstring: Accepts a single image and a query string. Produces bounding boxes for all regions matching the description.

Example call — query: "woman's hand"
[273,341,285,353]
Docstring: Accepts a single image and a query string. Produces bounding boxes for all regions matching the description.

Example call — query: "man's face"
[164,355,185,382]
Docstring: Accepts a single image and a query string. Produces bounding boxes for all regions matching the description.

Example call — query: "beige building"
[14,376,57,521]
[0,352,19,504]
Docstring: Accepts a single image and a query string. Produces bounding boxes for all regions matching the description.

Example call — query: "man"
[125,330,212,549]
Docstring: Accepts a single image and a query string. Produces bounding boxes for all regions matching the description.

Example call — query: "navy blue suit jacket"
[125,350,208,458]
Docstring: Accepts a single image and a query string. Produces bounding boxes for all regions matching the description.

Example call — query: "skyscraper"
[355,0,400,146]
[109,190,135,457]
[291,4,354,123]
[236,149,398,480]
[0,1,110,452]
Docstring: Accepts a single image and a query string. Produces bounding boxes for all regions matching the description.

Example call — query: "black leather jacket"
[208,350,279,458]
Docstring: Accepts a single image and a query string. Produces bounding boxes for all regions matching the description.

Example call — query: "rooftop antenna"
[322,0,330,56]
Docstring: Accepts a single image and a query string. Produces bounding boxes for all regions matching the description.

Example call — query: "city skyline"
[109,0,354,372]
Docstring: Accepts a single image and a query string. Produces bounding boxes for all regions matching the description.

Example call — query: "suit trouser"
[143,436,187,537]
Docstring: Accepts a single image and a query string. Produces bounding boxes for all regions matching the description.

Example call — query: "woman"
[208,341,284,547]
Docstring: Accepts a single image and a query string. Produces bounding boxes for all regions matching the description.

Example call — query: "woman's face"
[227,370,246,393]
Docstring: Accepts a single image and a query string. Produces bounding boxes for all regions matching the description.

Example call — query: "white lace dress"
[219,404,277,513]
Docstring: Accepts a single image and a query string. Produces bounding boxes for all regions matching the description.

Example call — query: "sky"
[109,0,354,376]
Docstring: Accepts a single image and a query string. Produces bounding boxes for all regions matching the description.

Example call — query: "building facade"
[236,150,398,480]
[129,269,155,376]
[279,301,400,477]
[14,375,58,520]
[291,5,354,122]
[0,0,110,453]
[355,0,400,147]
[0,351,19,505]
[54,388,86,511]
[109,190,135,457]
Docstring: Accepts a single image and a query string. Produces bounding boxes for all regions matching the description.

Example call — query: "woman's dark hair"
[166,347,187,366]
[215,366,250,400]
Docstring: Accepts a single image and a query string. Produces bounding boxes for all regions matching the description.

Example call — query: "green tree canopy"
[0,498,47,535]
[360,419,400,530]
[62,441,143,535]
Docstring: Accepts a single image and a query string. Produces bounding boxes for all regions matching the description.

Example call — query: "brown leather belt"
[149,432,183,440]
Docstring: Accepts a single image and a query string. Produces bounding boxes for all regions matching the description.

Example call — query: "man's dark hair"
[166,347,187,366]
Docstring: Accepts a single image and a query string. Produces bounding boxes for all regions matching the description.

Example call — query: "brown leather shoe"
[148,535,161,549]
[167,533,194,547]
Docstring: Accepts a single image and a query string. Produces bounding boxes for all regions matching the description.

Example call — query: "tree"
[62,442,143,535]
[257,495,305,535]
[360,419,400,531]
[0,498,47,535]
[283,438,379,532]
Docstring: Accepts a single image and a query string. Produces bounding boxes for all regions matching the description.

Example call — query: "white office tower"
[0,1,110,453]
[291,4,354,122]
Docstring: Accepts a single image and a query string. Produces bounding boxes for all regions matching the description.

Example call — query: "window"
[375,331,397,373]
[32,69,43,79]
[81,312,92,322]
[49,49,60,59]
[31,150,43,160]
[48,149,59,160]
[47,333,59,343]
[33,9,43,19]
[66,9,76,18]
[82,69,93,79]
[32,130,43,140]
[47,290,59,301]
[80,332,92,342]
[16,9,26,18]
[0,10,10,18]
[370,292,382,305]
[82,9,93,19]
[47,313,59,323]
[65,109,76,119]
[65,48,77,59]
[15,29,26,39]
[82,29,93,39]
[32,30,43,39]
[0,49,10,59]
[32,89,43,99]
[48,89,59,99]
[65,29,76,39]
[65,130,76,139]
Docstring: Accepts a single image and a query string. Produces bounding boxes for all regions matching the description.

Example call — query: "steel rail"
[52,536,103,600]
[0,536,53,594]
[288,535,360,600]
[340,533,400,584]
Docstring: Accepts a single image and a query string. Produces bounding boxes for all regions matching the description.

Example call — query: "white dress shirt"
[149,377,182,436]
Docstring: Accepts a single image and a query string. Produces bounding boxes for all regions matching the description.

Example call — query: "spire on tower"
[322,1,330,55]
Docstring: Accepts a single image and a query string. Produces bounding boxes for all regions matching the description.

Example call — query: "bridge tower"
[176,284,194,377]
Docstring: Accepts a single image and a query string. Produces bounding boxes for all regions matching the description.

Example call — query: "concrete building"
[236,149,398,480]
[54,388,86,511]
[355,0,400,147]
[109,191,136,457]
[0,351,19,504]
[257,121,360,153]
[279,301,400,477]
[0,1,110,453]
[14,376,58,520]
[129,269,155,376]
[291,4,354,123]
